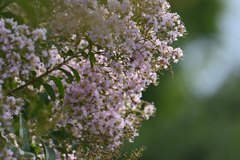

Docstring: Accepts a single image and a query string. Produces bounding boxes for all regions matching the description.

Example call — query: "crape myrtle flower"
[0,18,63,81]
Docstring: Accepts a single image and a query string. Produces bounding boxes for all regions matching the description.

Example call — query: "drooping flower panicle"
[0,0,186,159]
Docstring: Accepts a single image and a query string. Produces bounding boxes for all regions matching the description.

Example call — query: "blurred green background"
[122,0,240,159]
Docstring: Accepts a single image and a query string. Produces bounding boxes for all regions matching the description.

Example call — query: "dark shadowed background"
[122,0,240,159]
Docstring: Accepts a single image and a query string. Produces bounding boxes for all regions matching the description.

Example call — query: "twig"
[7,54,77,95]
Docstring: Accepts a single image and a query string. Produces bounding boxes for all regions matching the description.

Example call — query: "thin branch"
[7,54,77,96]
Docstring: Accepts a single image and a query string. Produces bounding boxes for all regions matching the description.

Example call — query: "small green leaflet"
[49,76,65,99]
[42,82,56,102]
[58,68,73,83]
[66,65,81,83]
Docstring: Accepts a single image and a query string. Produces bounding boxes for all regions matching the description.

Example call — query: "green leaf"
[52,137,59,146]
[0,11,25,24]
[20,141,31,152]
[96,44,103,50]
[39,0,50,10]
[45,146,56,160]
[88,6,96,11]
[32,78,43,89]
[58,68,73,83]
[18,148,25,156]
[89,52,96,68]
[82,143,88,153]
[0,0,15,11]
[87,38,93,50]
[22,152,36,160]
[72,141,78,150]
[30,71,37,78]
[7,140,18,152]
[18,148,36,159]
[38,91,50,105]
[81,50,88,59]
[0,0,4,6]
[15,1,38,27]
[66,65,81,83]
[34,98,45,118]
[51,128,69,140]
[3,77,13,91]
[42,82,56,102]
[66,50,74,56]
[49,76,65,99]
[19,115,29,139]
[98,0,108,5]
[55,147,65,154]
[21,102,29,120]
[51,131,62,138]
[19,115,32,157]
[39,138,56,160]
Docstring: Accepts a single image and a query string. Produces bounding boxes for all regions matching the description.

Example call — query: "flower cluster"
[47,0,185,158]
[0,18,63,80]
[50,52,158,158]
[0,0,186,159]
